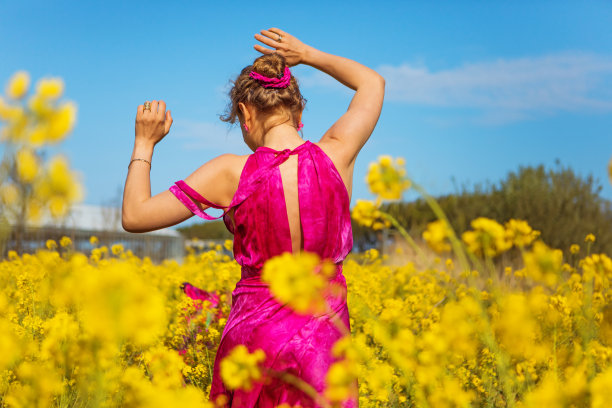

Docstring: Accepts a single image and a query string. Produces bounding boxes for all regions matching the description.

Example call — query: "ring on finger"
[277,34,282,42]
[144,101,151,111]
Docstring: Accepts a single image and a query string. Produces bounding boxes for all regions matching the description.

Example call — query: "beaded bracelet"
[128,158,151,169]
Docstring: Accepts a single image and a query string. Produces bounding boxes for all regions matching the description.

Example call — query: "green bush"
[378,162,612,254]
[177,220,232,240]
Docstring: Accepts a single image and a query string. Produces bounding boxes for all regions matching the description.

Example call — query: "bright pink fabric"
[169,140,355,407]
[249,66,292,88]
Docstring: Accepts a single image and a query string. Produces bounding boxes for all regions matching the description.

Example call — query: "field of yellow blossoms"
[2,72,612,407]
[0,157,611,408]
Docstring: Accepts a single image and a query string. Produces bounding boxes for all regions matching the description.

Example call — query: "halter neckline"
[255,140,311,154]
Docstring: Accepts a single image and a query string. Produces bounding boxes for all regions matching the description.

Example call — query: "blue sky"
[2,1,612,225]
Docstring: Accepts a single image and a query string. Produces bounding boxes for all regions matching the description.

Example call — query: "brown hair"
[220,53,306,129]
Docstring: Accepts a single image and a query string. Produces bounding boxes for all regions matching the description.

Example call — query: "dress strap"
[169,180,228,220]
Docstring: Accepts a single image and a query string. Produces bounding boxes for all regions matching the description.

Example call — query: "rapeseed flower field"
[1,72,612,407]
[1,222,611,407]
[2,155,612,406]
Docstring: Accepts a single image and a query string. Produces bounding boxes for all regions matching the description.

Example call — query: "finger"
[254,44,275,55]
[151,100,159,116]
[137,104,144,118]
[143,100,152,115]
[268,27,287,37]
[157,100,166,118]
[260,29,282,42]
[255,33,279,48]
[164,110,173,134]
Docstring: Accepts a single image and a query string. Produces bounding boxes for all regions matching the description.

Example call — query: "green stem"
[380,212,428,266]
[411,182,472,272]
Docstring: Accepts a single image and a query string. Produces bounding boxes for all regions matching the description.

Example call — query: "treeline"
[377,162,612,254]
[178,219,232,240]
[178,162,612,255]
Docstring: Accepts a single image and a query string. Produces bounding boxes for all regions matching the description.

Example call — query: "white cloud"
[304,52,612,124]
[380,52,612,111]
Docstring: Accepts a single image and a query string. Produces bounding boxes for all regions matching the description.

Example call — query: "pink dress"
[169,140,356,407]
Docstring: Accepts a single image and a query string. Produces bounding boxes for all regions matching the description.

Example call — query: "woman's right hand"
[254,28,309,67]
[135,100,173,149]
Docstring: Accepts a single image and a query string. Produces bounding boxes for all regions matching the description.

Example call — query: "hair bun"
[251,53,287,79]
[220,53,306,126]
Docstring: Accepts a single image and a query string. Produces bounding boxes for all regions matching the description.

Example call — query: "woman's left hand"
[135,100,173,147]
[254,28,308,67]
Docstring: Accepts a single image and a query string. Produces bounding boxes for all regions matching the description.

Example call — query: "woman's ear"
[238,102,251,125]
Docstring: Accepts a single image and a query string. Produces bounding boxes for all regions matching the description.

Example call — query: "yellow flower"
[6,71,30,99]
[262,252,335,314]
[364,248,379,261]
[570,244,580,255]
[422,219,453,253]
[461,217,512,257]
[37,156,83,203]
[48,102,77,142]
[16,148,39,183]
[324,336,361,402]
[142,346,187,389]
[0,183,19,205]
[351,199,390,230]
[36,78,64,100]
[78,261,168,346]
[89,236,99,246]
[505,219,540,248]
[27,123,48,147]
[325,360,357,402]
[523,241,563,287]
[220,345,266,391]
[49,196,68,218]
[523,371,563,407]
[366,156,411,200]
[59,236,72,247]
[46,239,57,250]
[224,239,233,251]
[112,243,124,255]
[0,320,21,370]
[580,254,612,286]
[27,198,43,221]
[591,367,612,408]
[585,233,596,243]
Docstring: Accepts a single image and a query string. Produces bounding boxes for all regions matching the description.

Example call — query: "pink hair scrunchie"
[250,66,292,88]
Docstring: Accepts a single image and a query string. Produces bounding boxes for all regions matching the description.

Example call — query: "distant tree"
[375,162,612,254]
[177,220,232,240]
[0,71,83,253]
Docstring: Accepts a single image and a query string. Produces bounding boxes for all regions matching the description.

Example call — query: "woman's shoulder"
[312,140,351,173]
[184,153,251,208]
[216,153,251,184]
[311,140,354,201]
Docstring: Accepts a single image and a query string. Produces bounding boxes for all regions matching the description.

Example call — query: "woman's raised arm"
[254,28,385,169]
[121,100,241,233]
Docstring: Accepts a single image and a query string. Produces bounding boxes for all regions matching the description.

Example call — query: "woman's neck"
[259,123,304,151]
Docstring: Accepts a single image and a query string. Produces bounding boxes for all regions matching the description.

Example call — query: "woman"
[122,28,384,407]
